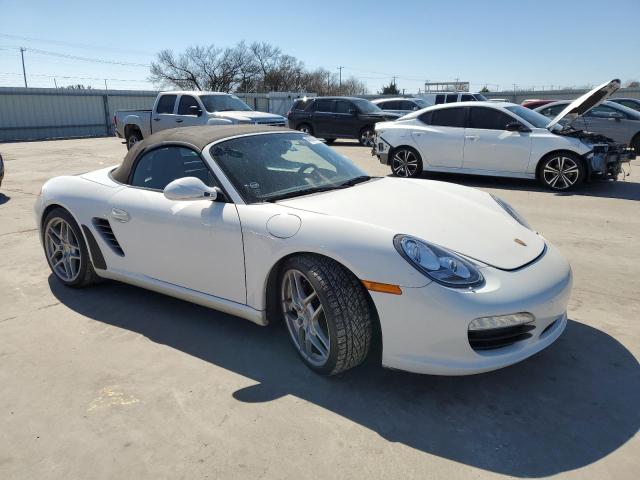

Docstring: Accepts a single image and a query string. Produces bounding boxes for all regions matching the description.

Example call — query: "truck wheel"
[358,126,375,146]
[126,130,142,150]
[279,254,373,376]
[631,133,640,156]
[323,138,336,144]
[297,124,313,135]
[538,152,585,191]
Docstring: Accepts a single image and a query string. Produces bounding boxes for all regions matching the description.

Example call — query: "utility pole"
[53,78,58,89]
[20,47,27,88]
[337,66,343,88]
[327,72,331,92]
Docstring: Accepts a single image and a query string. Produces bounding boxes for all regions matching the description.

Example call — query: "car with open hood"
[35,125,572,376]
[373,79,634,190]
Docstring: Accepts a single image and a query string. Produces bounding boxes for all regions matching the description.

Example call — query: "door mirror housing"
[188,105,203,117]
[610,112,624,121]
[505,121,531,132]
[163,177,222,201]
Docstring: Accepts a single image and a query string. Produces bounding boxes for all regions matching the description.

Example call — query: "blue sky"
[1,0,638,93]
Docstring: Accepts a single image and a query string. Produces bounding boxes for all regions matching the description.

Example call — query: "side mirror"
[163,177,222,201]
[610,112,624,121]
[506,121,531,132]
[188,105,203,117]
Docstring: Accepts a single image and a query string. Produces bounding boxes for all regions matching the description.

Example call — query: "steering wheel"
[296,163,320,178]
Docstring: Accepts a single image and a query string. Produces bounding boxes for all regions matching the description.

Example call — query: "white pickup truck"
[114,91,286,149]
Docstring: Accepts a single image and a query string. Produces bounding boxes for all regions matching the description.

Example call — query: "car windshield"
[200,95,253,112]
[352,99,382,114]
[210,133,370,203]
[413,99,430,108]
[505,105,551,128]
[474,94,488,101]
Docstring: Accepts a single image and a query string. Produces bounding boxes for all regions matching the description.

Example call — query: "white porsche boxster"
[35,125,572,376]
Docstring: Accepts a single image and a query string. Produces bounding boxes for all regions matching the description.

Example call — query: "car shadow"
[48,276,640,478]
[0,193,10,205]
[413,171,640,201]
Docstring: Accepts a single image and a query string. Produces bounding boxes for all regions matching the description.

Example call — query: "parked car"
[286,96,401,146]
[0,153,4,188]
[36,124,572,376]
[534,100,640,152]
[115,91,286,149]
[609,98,640,112]
[521,99,555,109]
[371,97,431,115]
[418,92,487,105]
[374,79,634,190]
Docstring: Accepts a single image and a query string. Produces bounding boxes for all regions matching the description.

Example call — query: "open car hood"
[546,79,621,129]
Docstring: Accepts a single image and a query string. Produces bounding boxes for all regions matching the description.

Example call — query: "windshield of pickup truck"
[210,132,369,203]
[353,99,383,114]
[201,95,253,113]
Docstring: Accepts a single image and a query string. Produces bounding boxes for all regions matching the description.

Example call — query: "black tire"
[279,254,373,376]
[358,126,375,146]
[390,147,423,178]
[42,207,98,288]
[631,133,640,156]
[126,130,142,150]
[296,123,313,135]
[538,152,586,191]
[323,138,336,144]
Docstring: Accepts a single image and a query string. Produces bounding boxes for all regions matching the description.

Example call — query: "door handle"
[111,208,130,223]
[153,118,161,122]
[175,119,183,123]
[465,135,480,141]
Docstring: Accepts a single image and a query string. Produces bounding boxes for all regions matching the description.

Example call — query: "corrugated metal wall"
[0,87,157,142]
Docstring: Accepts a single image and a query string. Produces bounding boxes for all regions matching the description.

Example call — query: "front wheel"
[538,153,585,191]
[126,130,142,150]
[358,126,375,146]
[280,255,373,376]
[390,147,423,178]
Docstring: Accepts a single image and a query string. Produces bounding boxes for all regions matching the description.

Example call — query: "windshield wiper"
[266,185,346,202]
[336,175,374,187]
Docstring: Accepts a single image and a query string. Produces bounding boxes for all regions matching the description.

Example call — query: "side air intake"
[92,218,124,256]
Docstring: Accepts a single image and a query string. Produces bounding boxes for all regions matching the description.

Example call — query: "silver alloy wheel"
[298,125,311,134]
[281,269,331,367]
[391,149,419,177]
[543,156,580,190]
[45,217,81,282]
[360,129,375,147]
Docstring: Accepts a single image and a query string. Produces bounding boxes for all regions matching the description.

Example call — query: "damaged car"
[373,79,634,191]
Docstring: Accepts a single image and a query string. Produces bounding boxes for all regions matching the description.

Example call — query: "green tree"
[480,86,490,93]
[379,81,400,95]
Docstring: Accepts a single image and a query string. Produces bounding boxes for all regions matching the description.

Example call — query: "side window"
[587,105,625,118]
[130,147,216,191]
[156,95,177,114]
[335,100,353,114]
[540,104,565,117]
[460,94,474,102]
[315,99,334,112]
[431,107,465,128]
[445,94,459,103]
[468,107,515,130]
[177,95,201,115]
[435,94,445,104]
[418,111,433,125]
[401,100,418,110]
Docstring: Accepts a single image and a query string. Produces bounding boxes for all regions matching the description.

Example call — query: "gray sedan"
[610,98,640,112]
[535,100,640,151]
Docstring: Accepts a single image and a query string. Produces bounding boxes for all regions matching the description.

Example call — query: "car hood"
[214,111,285,122]
[279,178,544,270]
[546,79,621,129]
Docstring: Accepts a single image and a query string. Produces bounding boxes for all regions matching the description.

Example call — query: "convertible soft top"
[111,125,291,184]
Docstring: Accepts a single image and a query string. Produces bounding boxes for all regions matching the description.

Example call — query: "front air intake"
[92,218,124,256]
[468,324,535,351]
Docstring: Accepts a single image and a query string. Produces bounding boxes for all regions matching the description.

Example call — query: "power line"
[0,46,150,67]
[0,33,155,56]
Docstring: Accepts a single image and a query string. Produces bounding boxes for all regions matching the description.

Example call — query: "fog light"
[469,313,535,331]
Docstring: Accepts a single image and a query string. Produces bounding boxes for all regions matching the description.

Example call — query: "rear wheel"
[297,124,313,135]
[279,255,373,376]
[126,130,142,150]
[43,207,98,288]
[538,153,585,191]
[323,138,336,144]
[358,126,375,146]
[390,147,423,178]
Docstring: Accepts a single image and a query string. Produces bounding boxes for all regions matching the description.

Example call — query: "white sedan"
[374,79,634,190]
[36,125,572,376]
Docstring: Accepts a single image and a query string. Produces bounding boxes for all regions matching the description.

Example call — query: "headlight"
[394,235,483,288]
[491,195,532,230]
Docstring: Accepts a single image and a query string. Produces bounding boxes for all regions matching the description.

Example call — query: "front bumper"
[586,143,635,177]
[372,134,392,165]
[372,242,572,375]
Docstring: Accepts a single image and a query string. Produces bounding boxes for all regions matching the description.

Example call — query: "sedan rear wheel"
[539,153,585,191]
[280,255,373,375]
[390,147,423,178]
